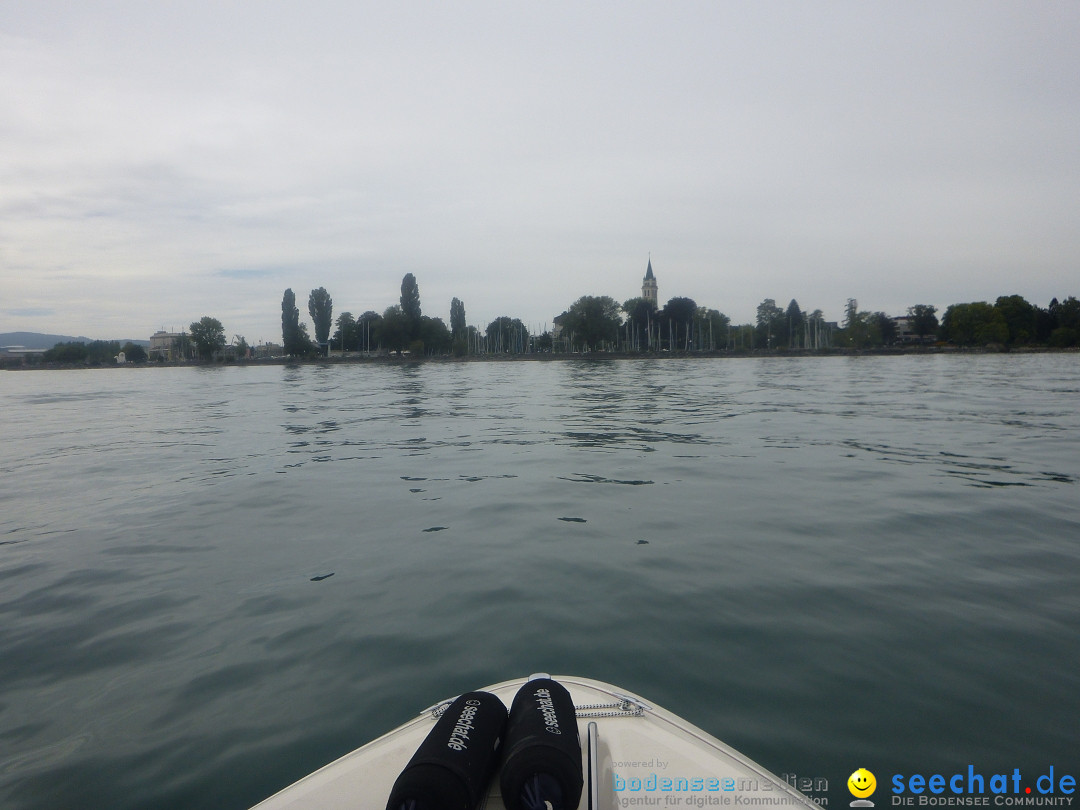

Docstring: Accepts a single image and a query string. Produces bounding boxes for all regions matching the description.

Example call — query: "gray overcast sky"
[2,1,1078,343]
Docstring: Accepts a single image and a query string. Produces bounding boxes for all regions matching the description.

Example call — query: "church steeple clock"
[642,256,658,306]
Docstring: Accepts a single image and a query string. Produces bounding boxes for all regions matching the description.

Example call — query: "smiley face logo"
[848,768,877,798]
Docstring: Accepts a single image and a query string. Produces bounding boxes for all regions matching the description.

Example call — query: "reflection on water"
[0,355,1078,810]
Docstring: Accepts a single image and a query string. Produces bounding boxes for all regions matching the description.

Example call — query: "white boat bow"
[251,674,821,810]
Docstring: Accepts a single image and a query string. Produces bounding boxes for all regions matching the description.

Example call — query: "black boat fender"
[385,690,508,810]
[499,677,583,810]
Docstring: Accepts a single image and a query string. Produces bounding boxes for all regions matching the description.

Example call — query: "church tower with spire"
[642,256,658,307]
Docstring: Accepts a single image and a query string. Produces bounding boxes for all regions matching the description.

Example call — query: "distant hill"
[0,332,149,349]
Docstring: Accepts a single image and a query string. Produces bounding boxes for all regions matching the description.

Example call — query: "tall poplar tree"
[450,297,466,339]
[784,299,803,348]
[282,288,301,356]
[308,287,333,348]
[400,273,422,339]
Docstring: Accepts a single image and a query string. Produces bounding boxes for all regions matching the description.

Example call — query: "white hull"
[251,675,820,810]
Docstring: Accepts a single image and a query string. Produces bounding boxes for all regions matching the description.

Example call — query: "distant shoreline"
[4,344,1077,371]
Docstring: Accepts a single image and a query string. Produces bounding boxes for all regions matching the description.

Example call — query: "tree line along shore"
[7,274,1079,368]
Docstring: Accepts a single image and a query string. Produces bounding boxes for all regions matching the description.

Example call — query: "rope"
[428,697,646,719]
[574,699,645,719]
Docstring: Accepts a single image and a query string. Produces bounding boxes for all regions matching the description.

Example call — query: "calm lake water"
[1,355,1078,809]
